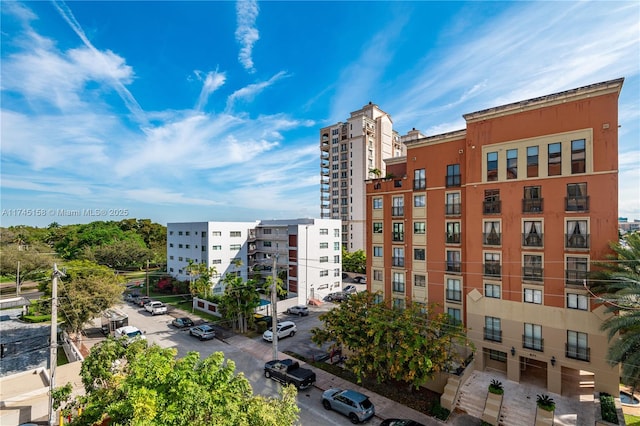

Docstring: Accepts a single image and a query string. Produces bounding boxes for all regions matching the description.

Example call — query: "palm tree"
[589,232,640,396]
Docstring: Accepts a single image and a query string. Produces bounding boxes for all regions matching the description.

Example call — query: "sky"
[1,1,639,228]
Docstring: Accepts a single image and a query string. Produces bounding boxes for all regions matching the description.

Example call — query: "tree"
[219,275,261,333]
[187,260,217,299]
[311,291,470,389]
[85,239,151,270]
[589,232,640,396]
[64,339,299,425]
[0,242,56,289]
[342,248,366,273]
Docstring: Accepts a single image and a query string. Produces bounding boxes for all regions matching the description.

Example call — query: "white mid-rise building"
[167,218,342,304]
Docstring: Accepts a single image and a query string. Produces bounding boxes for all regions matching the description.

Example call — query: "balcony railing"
[392,207,404,217]
[392,283,405,293]
[565,234,590,249]
[523,335,544,352]
[483,263,501,279]
[522,198,544,213]
[413,178,426,190]
[392,232,404,242]
[483,233,502,246]
[484,328,502,342]
[445,203,461,216]
[522,267,544,282]
[392,257,405,267]
[483,200,501,215]
[565,343,590,362]
[446,174,461,187]
[446,232,461,244]
[446,261,461,273]
[565,269,588,286]
[565,196,590,212]
[522,233,544,247]
[446,289,462,302]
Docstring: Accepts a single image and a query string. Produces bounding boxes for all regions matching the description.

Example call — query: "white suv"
[114,326,146,346]
[262,321,297,342]
[286,305,309,316]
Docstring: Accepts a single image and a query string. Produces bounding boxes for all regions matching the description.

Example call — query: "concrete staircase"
[455,371,489,419]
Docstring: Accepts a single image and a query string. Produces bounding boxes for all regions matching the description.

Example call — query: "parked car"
[137,296,151,307]
[254,314,274,325]
[343,285,357,294]
[171,317,195,328]
[144,301,167,315]
[353,276,367,284]
[262,321,297,342]
[264,358,316,390]
[380,420,426,426]
[114,326,146,346]
[326,292,346,302]
[285,305,309,316]
[128,293,140,304]
[322,388,375,424]
[342,272,349,279]
[189,324,216,340]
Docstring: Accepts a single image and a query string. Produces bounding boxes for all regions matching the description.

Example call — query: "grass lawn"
[626,414,640,426]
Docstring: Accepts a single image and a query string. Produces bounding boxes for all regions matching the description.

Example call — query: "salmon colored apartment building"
[365,78,624,395]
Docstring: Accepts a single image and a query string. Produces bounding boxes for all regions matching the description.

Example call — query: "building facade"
[366,78,624,395]
[167,218,342,303]
[320,102,405,252]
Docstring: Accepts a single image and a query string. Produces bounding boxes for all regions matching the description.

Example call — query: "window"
[178,244,183,248]
[567,293,588,310]
[320,228,329,235]
[567,331,589,361]
[523,255,543,281]
[527,146,539,177]
[393,298,405,310]
[185,244,190,249]
[566,183,589,211]
[178,257,183,261]
[571,139,586,174]
[446,192,461,215]
[484,253,501,278]
[230,244,241,250]
[212,245,222,250]
[414,194,426,207]
[446,250,461,273]
[212,259,222,264]
[212,231,221,236]
[178,231,183,236]
[264,241,272,247]
[566,256,588,285]
[392,223,404,242]
[483,189,501,214]
[373,222,383,233]
[169,231,174,235]
[334,242,340,250]
[373,198,383,209]
[392,197,404,216]
[414,168,426,190]
[446,164,461,187]
[414,248,425,261]
[524,288,542,304]
[169,255,174,260]
[373,270,383,281]
[414,275,426,287]
[334,229,340,237]
[414,222,426,234]
[263,229,272,235]
[524,323,543,351]
[523,186,543,213]
[230,231,242,237]
[548,142,562,176]
[506,149,518,179]
[485,283,501,299]
[334,269,340,277]
[392,272,405,293]
[446,222,461,244]
[319,256,328,263]
[523,221,543,247]
[334,255,340,263]
[487,152,498,181]
[392,247,404,267]
[446,278,461,302]
[489,350,507,362]
[483,221,501,245]
[566,220,588,248]
[169,243,174,248]
[373,246,383,257]
[320,242,329,249]
[447,308,461,325]
[320,270,329,277]
[485,317,501,342]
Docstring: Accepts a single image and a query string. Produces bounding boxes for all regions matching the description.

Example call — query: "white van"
[114,326,146,346]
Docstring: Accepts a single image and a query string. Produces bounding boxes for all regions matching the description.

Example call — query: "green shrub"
[536,394,556,412]
[431,402,450,421]
[488,379,504,395]
[601,393,619,424]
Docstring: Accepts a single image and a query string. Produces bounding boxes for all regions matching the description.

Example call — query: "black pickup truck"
[264,359,316,390]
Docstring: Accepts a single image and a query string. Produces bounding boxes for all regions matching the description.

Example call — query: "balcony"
[392,207,404,217]
[445,203,461,216]
[483,233,502,246]
[446,261,461,273]
[565,196,590,212]
[392,283,405,294]
[483,200,501,215]
[446,232,461,244]
[565,234,590,249]
[523,335,544,352]
[483,263,501,279]
[392,257,405,267]
[484,328,502,343]
[446,174,461,187]
[522,198,544,213]
[392,232,404,242]
[565,343,590,362]
[565,269,588,286]
[413,178,426,190]
[446,289,462,302]
[522,233,544,247]
[522,267,544,282]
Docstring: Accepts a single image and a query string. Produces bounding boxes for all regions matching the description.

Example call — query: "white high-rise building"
[320,102,405,252]
[167,218,342,304]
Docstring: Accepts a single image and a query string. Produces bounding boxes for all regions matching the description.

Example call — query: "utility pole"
[49,264,65,426]
[271,245,279,361]
[146,259,150,297]
[16,261,20,296]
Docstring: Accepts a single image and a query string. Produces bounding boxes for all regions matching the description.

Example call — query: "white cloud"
[195,70,226,111]
[235,0,260,73]
[225,71,289,111]
[123,189,220,206]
